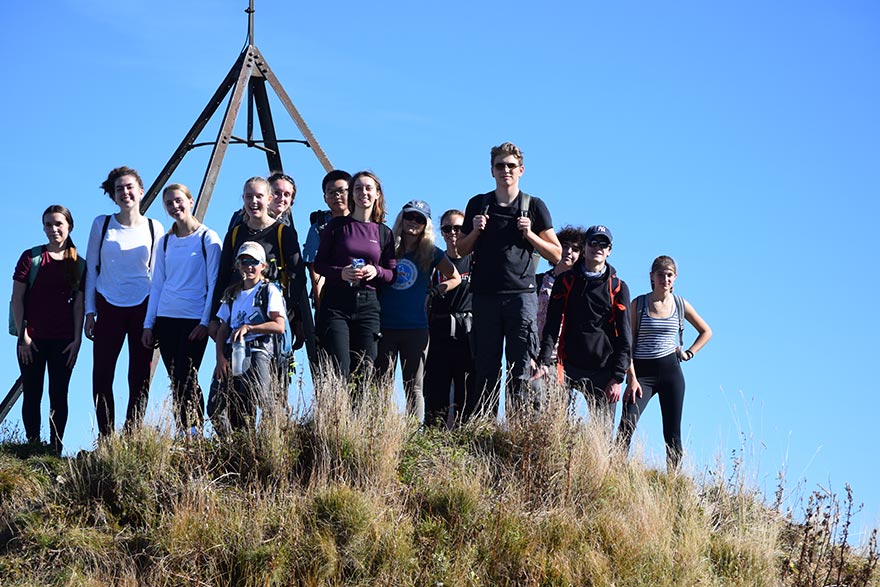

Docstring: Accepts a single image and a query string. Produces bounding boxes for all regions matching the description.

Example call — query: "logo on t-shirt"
[392,259,418,290]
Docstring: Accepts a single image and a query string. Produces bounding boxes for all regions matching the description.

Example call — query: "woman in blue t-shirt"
[376,200,460,423]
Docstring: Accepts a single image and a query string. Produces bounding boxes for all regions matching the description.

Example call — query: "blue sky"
[2,1,878,539]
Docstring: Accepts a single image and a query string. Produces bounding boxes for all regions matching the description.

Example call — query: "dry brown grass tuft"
[0,373,876,586]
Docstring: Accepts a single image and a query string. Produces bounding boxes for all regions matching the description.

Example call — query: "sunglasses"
[238,257,262,267]
[440,224,462,235]
[493,162,520,171]
[587,239,611,249]
[403,211,427,224]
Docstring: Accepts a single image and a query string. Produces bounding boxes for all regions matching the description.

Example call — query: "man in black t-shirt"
[458,142,562,415]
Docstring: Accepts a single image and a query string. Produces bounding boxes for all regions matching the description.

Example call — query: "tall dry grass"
[0,373,877,586]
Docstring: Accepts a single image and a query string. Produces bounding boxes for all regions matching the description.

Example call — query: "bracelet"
[685,349,694,360]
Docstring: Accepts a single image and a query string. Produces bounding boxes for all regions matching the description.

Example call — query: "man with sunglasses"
[535,225,632,429]
[457,142,562,415]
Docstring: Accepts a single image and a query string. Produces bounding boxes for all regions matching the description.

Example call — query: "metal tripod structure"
[1,1,332,426]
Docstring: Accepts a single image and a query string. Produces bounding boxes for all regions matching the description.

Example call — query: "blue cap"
[402,199,431,221]
[585,225,613,243]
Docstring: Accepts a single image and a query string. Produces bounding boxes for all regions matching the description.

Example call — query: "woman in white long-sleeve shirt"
[84,166,163,437]
[142,184,221,435]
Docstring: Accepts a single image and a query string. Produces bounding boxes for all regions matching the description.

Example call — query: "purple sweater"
[314,216,396,289]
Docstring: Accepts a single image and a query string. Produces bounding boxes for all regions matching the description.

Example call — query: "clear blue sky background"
[2,1,877,540]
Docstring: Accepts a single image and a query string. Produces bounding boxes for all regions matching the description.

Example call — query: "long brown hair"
[349,171,387,223]
[42,205,82,291]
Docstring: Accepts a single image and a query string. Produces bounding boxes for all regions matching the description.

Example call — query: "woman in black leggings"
[617,255,712,470]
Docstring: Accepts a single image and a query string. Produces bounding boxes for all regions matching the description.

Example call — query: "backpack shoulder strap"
[480,192,493,215]
[275,223,285,271]
[518,191,531,216]
[607,274,626,336]
[379,222,391,249]
[73,255,87,292]
[674,294,686,347]
[230,224,241,254]
[147,219,156,269]
[201,229,208,261]
[26,245,44,289]
[257,281,270,316]
[227,209,243,233]
[633,294,647,344]
[95,214,112,275]
[553,272,576,312]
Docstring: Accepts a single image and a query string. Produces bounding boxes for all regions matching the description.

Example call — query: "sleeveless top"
[633,301,679,359]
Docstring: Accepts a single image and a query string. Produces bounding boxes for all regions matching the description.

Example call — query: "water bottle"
[231,340,246,376]
[350,258,365,287]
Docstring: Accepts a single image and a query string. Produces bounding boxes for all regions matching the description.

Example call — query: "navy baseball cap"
[402,199,431,221]
[585,225,613,243]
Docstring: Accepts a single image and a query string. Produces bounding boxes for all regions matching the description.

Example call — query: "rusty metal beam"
[0,378,23,426]
[251,47,333,172]
[141,50,249,214]
[192,47,256,220]
[251,77,283,173]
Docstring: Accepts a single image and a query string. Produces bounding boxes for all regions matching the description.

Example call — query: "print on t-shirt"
[392,258,418,290]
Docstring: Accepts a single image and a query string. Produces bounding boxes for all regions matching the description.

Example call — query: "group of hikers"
[11,141,711,469]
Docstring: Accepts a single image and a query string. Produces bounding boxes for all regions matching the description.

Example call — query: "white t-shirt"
[85,214,163,313]
[216,282,284,344]
[144,225,223,328]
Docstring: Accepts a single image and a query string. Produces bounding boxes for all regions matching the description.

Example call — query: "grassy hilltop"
[1,375,877,586]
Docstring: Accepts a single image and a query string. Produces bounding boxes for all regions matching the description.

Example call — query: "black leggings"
[154,317,209,431]
[18,338,73,454]
[423,326,476,427]
[617,352,685,469]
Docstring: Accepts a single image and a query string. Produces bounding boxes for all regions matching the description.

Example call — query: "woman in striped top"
[616,255,712,470]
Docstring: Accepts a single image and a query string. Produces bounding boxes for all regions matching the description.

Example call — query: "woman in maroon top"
[314,171,396,386]
[11,205,86,455]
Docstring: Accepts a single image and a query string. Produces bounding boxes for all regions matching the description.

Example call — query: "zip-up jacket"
[538,261,632,382]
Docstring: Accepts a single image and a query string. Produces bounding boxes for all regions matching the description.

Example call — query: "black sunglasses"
[238,256,262,266]
[440,224,462,235]
[587,239,611,249]
[493,162,520,171]
[403,211,427,224]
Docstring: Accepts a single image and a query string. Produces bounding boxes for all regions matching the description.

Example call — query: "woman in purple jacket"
[314,171,397,386]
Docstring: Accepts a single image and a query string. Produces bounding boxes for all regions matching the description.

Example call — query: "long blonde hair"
[391,210,437,273]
